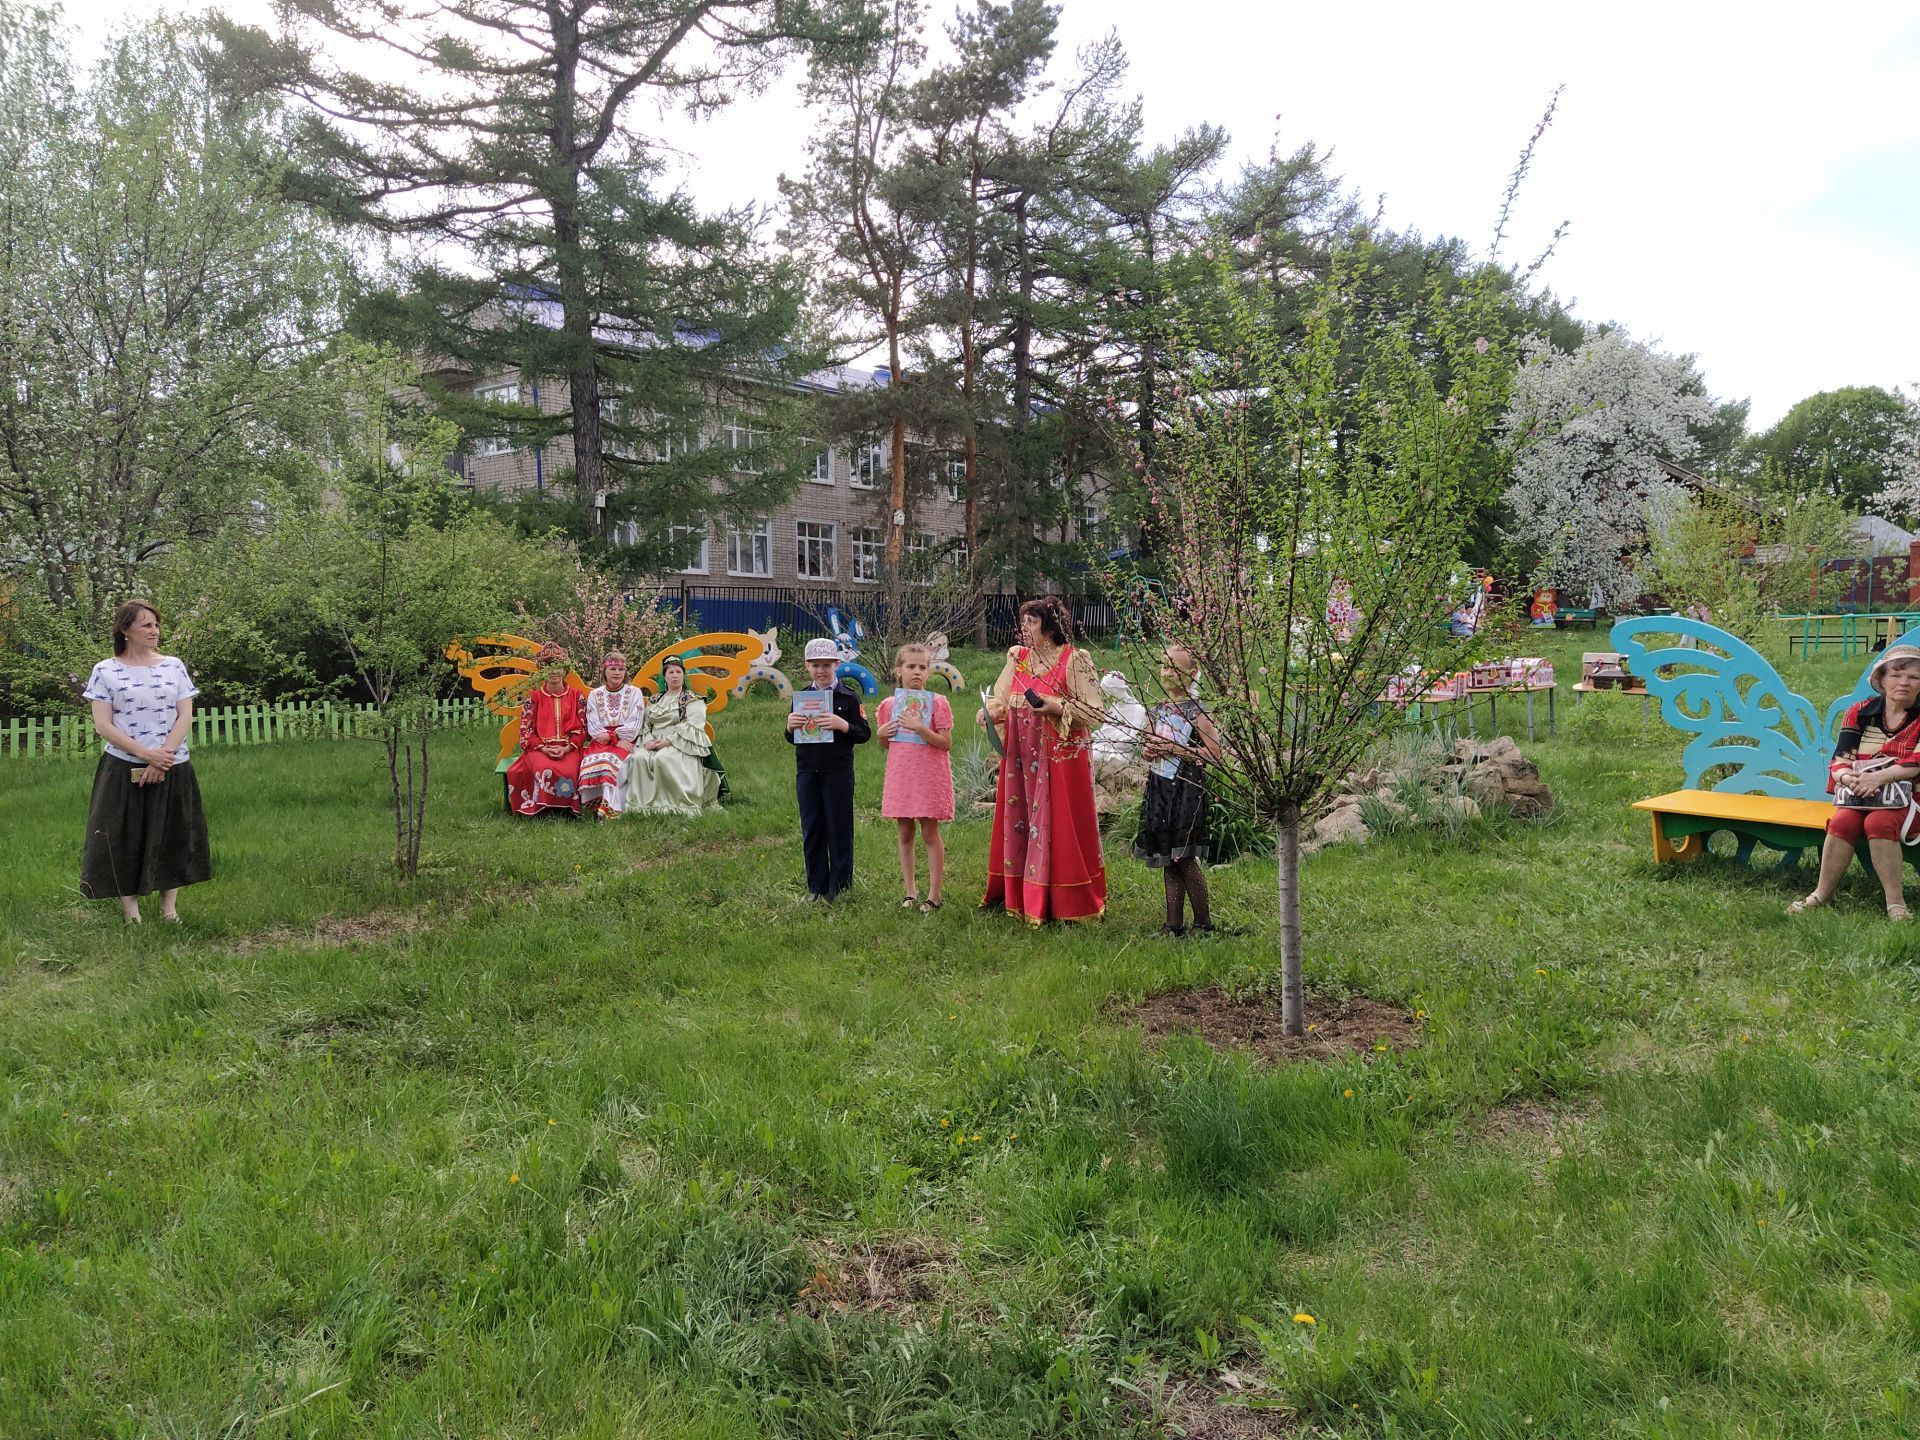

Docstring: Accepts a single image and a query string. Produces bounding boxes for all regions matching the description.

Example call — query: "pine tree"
[210,0,874,573]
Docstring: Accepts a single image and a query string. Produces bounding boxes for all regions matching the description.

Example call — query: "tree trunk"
[885,318,907,570]
[548,11,601,506]
[1277,804,1304,1036]
[385,725,406,876]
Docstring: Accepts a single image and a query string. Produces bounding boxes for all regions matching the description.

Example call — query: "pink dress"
[879,693,955,821]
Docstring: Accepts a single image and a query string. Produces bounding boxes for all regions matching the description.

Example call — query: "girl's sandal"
[1787,893,1829,915]
[918,899,942,914]
[901,896,919,909]
[1890,903,1914,923]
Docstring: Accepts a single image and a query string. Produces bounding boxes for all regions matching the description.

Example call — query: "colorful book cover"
[1149,709,1193,780]
[791,688,836,744]
[891,687,933,744]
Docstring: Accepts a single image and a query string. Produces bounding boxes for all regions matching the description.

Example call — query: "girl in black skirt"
[1135,645,1223,937]
[79,600,211,922]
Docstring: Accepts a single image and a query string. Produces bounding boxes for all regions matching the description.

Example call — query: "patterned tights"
[1163,857,1211,931]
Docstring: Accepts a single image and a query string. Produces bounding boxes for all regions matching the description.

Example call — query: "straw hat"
[1869,644,1920,693]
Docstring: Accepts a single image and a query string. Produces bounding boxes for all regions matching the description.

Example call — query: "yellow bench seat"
[1632,789,1833,864]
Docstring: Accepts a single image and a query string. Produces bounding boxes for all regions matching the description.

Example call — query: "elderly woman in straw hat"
[1790,643,1920,921]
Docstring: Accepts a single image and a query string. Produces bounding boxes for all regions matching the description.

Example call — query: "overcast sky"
[75,0,1920,428]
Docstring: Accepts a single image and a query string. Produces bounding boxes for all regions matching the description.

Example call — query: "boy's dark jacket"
[786,680,871,771]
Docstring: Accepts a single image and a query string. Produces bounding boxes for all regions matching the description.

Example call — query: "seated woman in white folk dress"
[578,650,646,817]
[620,656,722,817]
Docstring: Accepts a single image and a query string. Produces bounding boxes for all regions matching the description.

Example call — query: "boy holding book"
[786,637,872,901]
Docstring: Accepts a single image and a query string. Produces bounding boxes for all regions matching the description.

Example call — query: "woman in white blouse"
[578,650,647,817]
[80,600,212,921]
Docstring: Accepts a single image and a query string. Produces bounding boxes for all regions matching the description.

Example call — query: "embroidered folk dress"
[878,692,955,821]
[982,644,1107,923]
[580,684,646,813]
[507,684,588,816]
[622,693,722,817]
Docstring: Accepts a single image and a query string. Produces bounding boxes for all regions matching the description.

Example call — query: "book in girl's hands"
[1149,710,1193,781]
[891,687,934,744]
[791,688,836,744]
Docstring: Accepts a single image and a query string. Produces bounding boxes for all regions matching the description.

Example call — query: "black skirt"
[1134,765,1210,867]
[80,755,212,899]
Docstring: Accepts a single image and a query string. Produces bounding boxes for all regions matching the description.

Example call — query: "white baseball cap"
[804,638,840,661]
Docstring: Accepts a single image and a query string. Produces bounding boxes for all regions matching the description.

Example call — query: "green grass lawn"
[6,632,1920,1437]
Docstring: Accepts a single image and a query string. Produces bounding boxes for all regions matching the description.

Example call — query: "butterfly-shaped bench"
[1614,616,1913,866]
[446,630,780,808]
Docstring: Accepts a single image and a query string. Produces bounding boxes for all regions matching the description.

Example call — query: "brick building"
[435,358,982,593]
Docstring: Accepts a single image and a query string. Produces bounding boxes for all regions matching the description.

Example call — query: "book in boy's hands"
[791,688,836,744]
[891,687,934,744]
[1149,710,1193,781]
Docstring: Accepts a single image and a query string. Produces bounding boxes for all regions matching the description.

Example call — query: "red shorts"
[1826,805,1907,843]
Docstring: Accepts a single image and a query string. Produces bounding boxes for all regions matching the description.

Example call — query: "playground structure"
[821,605,966,694]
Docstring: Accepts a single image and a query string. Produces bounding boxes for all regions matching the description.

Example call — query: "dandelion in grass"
[1293,1312,1316,1325]
[971,1133,981,1142]
[509,1173,520,1184]
[1534,967,1548,977]
[1343,1089,1355,1098]
[1373,1042,1388,1053]
[547,1119,556,1126]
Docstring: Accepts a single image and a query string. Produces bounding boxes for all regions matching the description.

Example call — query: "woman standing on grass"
[1790,644,1920,921]
[978,596,1107,924]
[80,599,211,922]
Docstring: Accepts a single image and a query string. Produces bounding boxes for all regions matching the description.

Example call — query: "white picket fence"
[1,697,494,761]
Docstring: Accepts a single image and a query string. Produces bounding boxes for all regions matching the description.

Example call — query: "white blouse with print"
[83,655,199,763]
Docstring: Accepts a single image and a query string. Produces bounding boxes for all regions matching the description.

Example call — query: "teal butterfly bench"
[1613,616,1915,866]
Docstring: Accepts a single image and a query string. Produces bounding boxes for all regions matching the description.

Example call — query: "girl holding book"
[877,642,954,911]
[1136,645,1225,936]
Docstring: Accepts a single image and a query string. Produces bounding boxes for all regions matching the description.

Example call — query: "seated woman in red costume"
[978,596,1107,923]
[1790,643,1920,921]
[579,650,646,817]
[506,643,588,816]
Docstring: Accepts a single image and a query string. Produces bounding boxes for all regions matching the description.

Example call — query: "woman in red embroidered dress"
[979,597,1107,923]
[1789,644,1920,920]
[506,644,589,817]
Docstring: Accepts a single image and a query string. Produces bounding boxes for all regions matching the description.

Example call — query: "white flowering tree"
[1868,385,1920,526]
[1500,330,1718,604]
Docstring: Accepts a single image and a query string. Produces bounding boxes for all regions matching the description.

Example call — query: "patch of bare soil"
[1457,1096,1596,1158]
[1124,989,1422,1066]
[226,909,431,955]
[1121,1374,1301,1438]
[793,1236,957,1321]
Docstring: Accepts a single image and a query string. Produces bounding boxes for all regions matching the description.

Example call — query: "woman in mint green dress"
[622,658,722,817]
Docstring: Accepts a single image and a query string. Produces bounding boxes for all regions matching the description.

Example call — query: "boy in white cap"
[785,637,871,900]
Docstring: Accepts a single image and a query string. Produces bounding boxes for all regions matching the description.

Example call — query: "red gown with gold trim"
[983,645,1107,923]
[506,685,588,816]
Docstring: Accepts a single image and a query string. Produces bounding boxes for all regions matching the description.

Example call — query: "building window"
[797,521,836,580]
[470,379,519,456]
[850,526,881,584]
[853,437,886,489]
[726,517,772,577]
[905,531,942,583]
[671,523,708,574]
[944,455,966,503]
[611,520,641,547]
[1079,499,1110,546]
[599,395,638,459]
[723,414,769,473]
[808,443,834,485]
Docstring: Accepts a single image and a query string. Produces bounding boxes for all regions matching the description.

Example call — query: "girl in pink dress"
[877,642,955,912]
